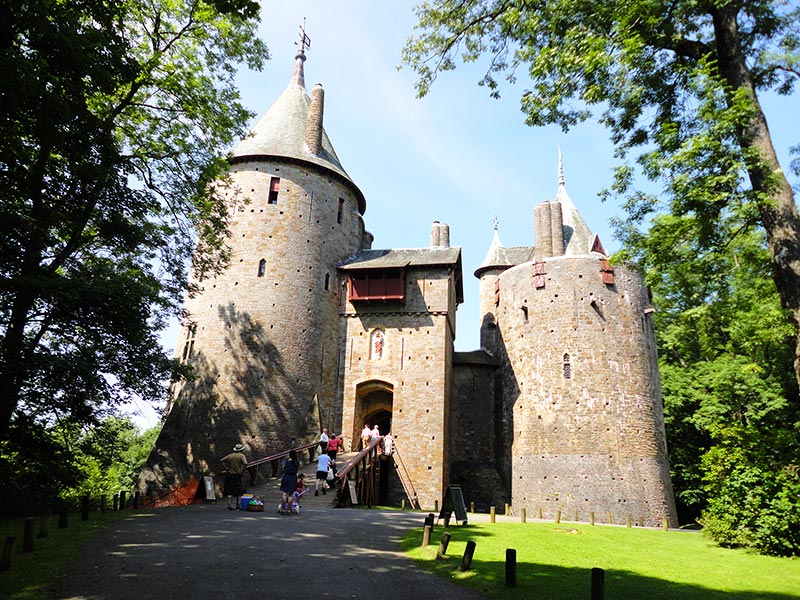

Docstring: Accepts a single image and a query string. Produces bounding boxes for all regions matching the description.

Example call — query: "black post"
[0,537,15,572]
[119,491,126,510]
[133,491,140,510]
[100,495,107,513]
[23,517,34,552]
[112,494,119,511]
[460,540,476,572]
[424,513,434,529]
[38,515,48,538]
[81,495,90,521]
[591,567,605,600]
[505,548,517,588]
[436,531,451,559]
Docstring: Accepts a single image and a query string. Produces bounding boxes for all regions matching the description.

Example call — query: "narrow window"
[257,258,266,277]
[182,324,197,362]
[337,198,345,224]
[324,272,330,290]
[563,353,571,379]
[268,177,280,204]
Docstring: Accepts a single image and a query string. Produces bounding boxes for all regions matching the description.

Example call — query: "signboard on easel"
[438,485,468,526]
[203,476,216,502]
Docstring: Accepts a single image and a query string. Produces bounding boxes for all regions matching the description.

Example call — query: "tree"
[401,0,800,390]
[638,204,800,552]
[0,0,268,437]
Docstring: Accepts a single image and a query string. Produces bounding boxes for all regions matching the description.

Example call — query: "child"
[291,473,307,514]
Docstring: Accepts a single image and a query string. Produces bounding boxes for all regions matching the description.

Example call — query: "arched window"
[257,259,266,277]
[324,272,330,290]
[563,353,571,379]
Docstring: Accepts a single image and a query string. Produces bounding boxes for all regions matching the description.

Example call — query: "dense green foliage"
[402,0,800,555]
[0,416,160,515]
[0,0,267,440]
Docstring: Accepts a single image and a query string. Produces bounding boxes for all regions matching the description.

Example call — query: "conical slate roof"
[474,223,534,278]
[231,50,365,213]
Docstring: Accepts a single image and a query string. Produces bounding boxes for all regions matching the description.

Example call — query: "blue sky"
[130,1,799,428]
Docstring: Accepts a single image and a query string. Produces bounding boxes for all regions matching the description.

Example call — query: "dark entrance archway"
[355,380,394,505]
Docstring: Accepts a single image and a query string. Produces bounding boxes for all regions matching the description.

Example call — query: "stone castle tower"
[139,44,368,491]
[139,47,678,526]
[473,156,677,526]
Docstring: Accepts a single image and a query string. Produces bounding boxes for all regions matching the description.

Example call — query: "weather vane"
[492,215,499,230]
[297,18,311,54]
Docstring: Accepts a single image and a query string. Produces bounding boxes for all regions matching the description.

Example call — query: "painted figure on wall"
[371,329,384,360]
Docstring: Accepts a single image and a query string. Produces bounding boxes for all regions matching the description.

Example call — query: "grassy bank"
[401,520,800,599]
[0,511,127,600]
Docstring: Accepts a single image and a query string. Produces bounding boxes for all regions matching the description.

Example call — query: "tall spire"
[290,20,311,90]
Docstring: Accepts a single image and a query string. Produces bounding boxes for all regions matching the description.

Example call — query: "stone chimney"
[305,83,324,155]
[430,221,451,248]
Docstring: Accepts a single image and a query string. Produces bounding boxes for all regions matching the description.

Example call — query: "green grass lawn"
[401,520,800,599]
[0,511,127,600]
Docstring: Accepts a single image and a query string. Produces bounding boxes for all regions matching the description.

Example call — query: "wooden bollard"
[112,495,119,511]
[437,531,451,559]
[81,495,90,521]
[424,513,435,530]
[590,511,595,526]
[505,548,517,588]
[23,517,34,552]
[401,499,406,511]
[58,506,68,529]
[100,495,107,513]
[460,540,476,572]
[133,491,140,510]
[38,515,48,539]
[574,510,579,522]
[422,524,432,547]
[434,499,439,512]
[521,508,526,523]
[537,507,543,519]
[119,491,126,510]
[1,537,15,572]
[663,517,669,531]
[607,512,613,524]
[470,501,475,513]
[490,506,496,523]
[555,509,562,523]
[626,515,632,528]
[591,567,605,600]
[505,503,510,516]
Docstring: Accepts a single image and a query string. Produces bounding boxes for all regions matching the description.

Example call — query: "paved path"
[49,472,488,600]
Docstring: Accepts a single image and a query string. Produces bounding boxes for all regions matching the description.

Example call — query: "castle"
[138,44,678,527]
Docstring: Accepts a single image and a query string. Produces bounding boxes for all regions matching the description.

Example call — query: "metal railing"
[245,441,320,484]
[331,437,419,509]
[391,443,420,509]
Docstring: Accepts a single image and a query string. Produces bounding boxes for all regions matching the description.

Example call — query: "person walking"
[220,444,248,511]
[315,452,332,496]
[318,427,329,457]
[279,450,299,514]
[326,433,341,460]
[361,423,371,451]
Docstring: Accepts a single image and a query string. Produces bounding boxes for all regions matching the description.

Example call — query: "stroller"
[279,487,308,514]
